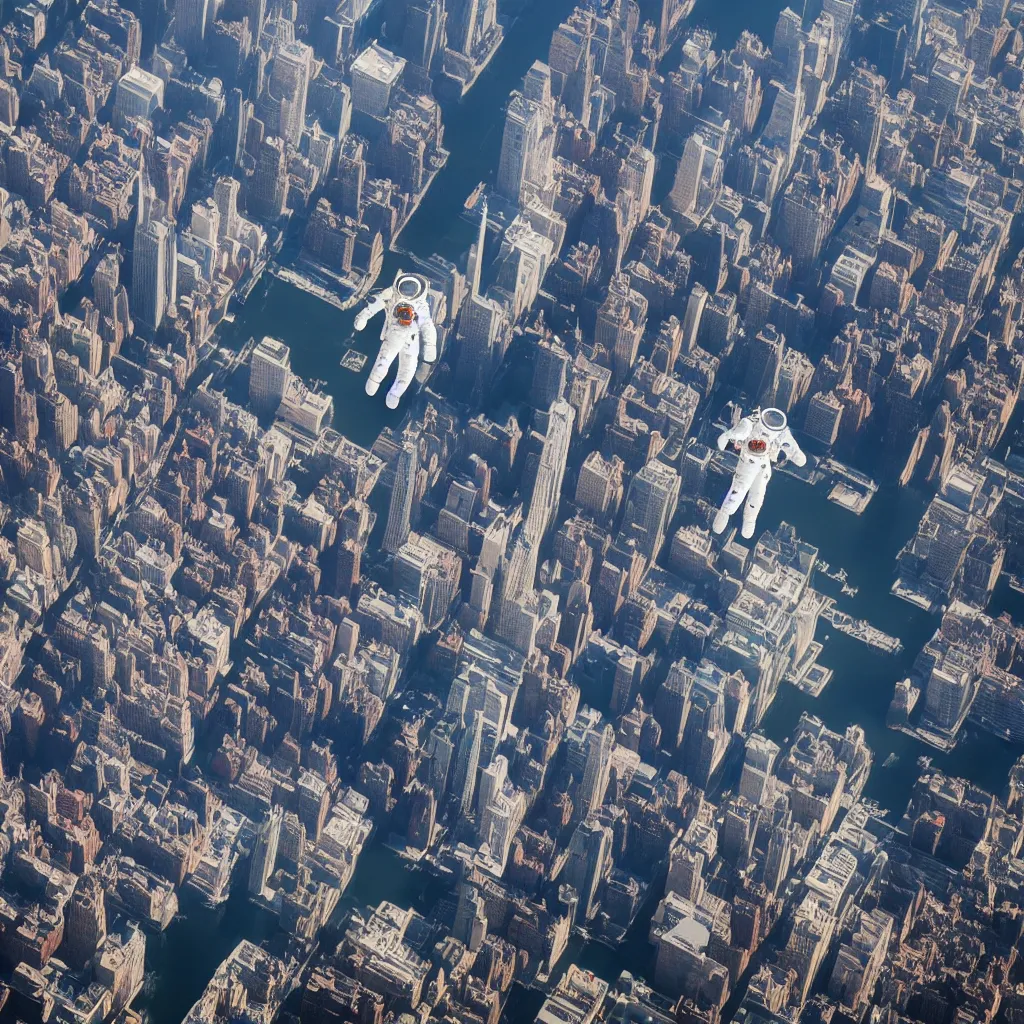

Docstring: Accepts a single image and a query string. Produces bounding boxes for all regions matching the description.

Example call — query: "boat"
[882,753,899,768]
[464,182,486,209]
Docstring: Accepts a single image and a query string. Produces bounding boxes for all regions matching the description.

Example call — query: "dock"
[823,601,903,654]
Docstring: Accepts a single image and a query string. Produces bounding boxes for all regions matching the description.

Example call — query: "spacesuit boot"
[712,509,730,534]
[354,272,437,409]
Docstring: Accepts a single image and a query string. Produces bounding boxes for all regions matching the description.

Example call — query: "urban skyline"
[0,0,1023,1021]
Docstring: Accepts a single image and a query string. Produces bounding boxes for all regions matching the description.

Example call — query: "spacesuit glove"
[353,311,368,331]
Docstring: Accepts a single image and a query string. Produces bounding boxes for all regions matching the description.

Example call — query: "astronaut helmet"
[760,408,788,434]
[395,273,427,301]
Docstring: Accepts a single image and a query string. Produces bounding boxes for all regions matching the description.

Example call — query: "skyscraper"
[494,398,573,641]
[249,804,282,897]
[468,198,487,299]
[249,336,293,414]
[175,0,209,60]
[403,0,445,77]
[524,398,574,543]
[383,441,417,554]
[578,723,613,818]
[351,42,407,118]
[62,873,107,969]
[249,136,288,220]
[214,176,242,240]
[267,40,313,147]
[621,459,681,560]
[531,335,570,409]
[495,62,555,203]
[669,132,713,216]
[113,66,164,127]
[132,157,176,336]
[562,817,611,920]
[452,709,483,815]
[763,65,805,169]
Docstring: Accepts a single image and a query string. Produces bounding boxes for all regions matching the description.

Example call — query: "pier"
[823,601,903,655]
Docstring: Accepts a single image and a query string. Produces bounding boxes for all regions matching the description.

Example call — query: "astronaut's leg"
[713,462,755,535]
[741,465,770,540]
[385,336,419,409]
[366,334,401,397]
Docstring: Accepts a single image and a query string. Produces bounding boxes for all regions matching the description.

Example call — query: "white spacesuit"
[712,407,807,540]
[354,271,437,409]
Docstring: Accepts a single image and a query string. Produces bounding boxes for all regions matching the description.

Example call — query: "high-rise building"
[776,349,815,413]
[175,0,209,60]
[621,459,680,560]
[249,136,288,220]
[531,336,570,409]
[452,882,487,950]
[575,451,624,520]
[829,246,874,305]
[578,723,613,818]
[496,62,554,202]
[804,390,843,446]
[383,441,417,554]
[403,0,445,76]
[249,804,282,897]
[445,0,478,55]
[739,734,780,804]
[597,274,647,381]
[62,873,107,969]
[132,161,177,336]
[681,686,727,788]
[132,219,174,334]
[476,754,508,819]
[670,132,714,216]
[93,251,120,318]
[743,324,786,406]
[214,177,242,240]
[351,42,406,118]
[267,40,313,147]
[524,398,574,543]
[452,709,483,815]
[763,69,804,169]
[249,337,292,414]
[562,817,611,920]
[37,389,80,450]
[467,197,487,299]
[113,66,164,127]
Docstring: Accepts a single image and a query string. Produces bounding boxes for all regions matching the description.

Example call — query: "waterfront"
[136,0,1024,1020]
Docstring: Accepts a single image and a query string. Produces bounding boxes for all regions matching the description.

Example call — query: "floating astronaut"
[354,271,437,409]
[712,407,807,540]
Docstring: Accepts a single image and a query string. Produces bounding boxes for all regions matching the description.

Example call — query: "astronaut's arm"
[717,417,753,451]
[419,309,437,363]
[776,430,807,467]
[354,289,391,331]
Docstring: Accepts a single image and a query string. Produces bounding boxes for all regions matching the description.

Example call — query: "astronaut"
[712,407,806,540]
[354,271,437,409]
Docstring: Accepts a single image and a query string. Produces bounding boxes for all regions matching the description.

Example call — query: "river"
[135,0,1024,1019]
